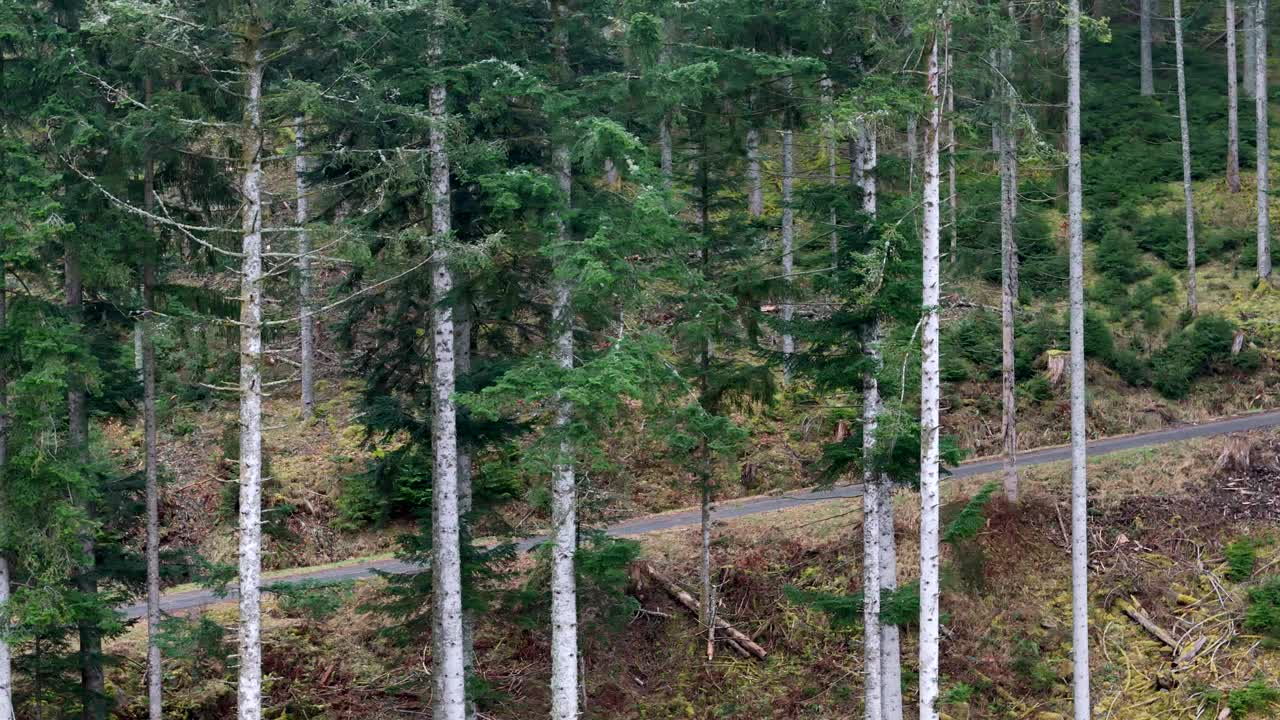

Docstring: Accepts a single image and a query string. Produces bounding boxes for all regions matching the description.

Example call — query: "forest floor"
[102,427,1280,719]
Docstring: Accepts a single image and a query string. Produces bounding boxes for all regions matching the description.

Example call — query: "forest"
[1,0,1280,718]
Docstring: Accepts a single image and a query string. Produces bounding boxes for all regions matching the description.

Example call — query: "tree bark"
[66,243,104,720]
[1141,0,1155,95]
[236,33,266,720]
[142,75,163,720]
[1257,0,1273,280]
[918,21,945,720]
[0,254,13,720]
[453,300,476,720]
[861,319,884,720]
[1174,0,1199,313]
[946,48,958,265]
[823,75,838,261]
[747,125,763,218]
[428,34,468,719]
[781,125,795,384]
[1067,0,1093,713]
[1228,0,1243,193]
[907,116,919,192]
[998,43,1021,503]
[296,116,315,420]
[1246,0,1257,99]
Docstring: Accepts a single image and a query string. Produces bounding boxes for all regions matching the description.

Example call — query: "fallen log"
[636,561,768,661]
[1118,598,1179,650]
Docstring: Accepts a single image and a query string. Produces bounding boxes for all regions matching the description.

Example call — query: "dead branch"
[634,561,768,661]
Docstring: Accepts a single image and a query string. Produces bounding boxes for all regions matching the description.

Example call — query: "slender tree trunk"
[66,245,104,720]
[697,135,717,661]
[296,116,315,420]
[0,256,13,720]
[747,126,763,218]
[428,42,468,720]
[857,122,902,720]
[660,116,674,190]
[1258,0,1274,280]
[823,76,839,261]
[781,125,795,384]
[907,117,919,192]
[1246,0,1257,99]
[946,49,958,265]
[1228,0,1243,193]
[918,22,945,720]
[1174,0,1199,313]
[236,34,266,720]
[998,47,1021,503]
[1067,0,1093,714]
[1141,0,1155,95]
[862,318,883,720]
[549,138,579,720]
[453,301,476,720]
[142,75,163,720]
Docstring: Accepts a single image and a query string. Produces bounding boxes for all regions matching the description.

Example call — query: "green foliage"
[1152,315,1236,398]
[1096,228,1149,284]
[783,582,919,629]
[1243,577,1280,643]
[1011,637,1058,692]
[156,616,234,681]
[940,682,975,705]
[942,482,999,544]
[267,580,354,624]
[1225,539,1257,582]
[942,311,1001,382]
[1226,680,1280,716]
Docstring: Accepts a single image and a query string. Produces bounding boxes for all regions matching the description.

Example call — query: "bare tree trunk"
[142,75,163,720]
[453,301,476,720]
[66,245,104,720]
[1067,0,1093,714]
[1246,0,1257,99]
[781,124,795,384]
[1258,0,1274,280]
[428,34,468,719]
[747,124,763,218]
[907,116,919,192]
[548,6,580,717]
[823,76,838,261]
[918,22,945,720]
[946,48,958,265]
[696,137,717,662]
[236,34,266,720]
[0,255,13,720]
[998,45,1021,503]
[1141,0,1155,95]
[295,116,315,420]
[1228,0,1243,193]
[1174,0,1199,313]
[861,318,883,720]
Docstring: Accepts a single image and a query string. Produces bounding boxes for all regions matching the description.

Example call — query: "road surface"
[124,408,1280,619]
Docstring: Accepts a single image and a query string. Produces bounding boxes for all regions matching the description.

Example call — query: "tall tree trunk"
[0,254,13,720]
[549,137,579,720]
[1246,0,1257,99]
[861,318,883,720]
[236,33,266,720]
[548,4,580,716]
[549,4,579,716]
[998,43,1021,503]
[781,124,795,384]
[918,22,945,720]
[1067,0,1093,713]
[296,116,315,420]
[1228,0,1243,193]
[1174,0,1199,313]
[857,123,902,720]
[946,48,958,265]
[823,76,838,261]
[1141,0,1155,95]
[429,38,468,720]
[907,116,919,192]
[66,246,104,720]
[747,125,763,218]
[697,132,717,661]
[1258,0,1274,280]
[453,301,476,720]
[142,75,163,720]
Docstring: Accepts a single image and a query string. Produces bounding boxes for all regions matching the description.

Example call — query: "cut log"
[635,561,768,660]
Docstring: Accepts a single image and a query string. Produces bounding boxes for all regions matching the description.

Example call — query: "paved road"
[124,408,1280,619]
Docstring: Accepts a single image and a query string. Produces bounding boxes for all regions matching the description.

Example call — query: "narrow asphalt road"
[124,408,1280,620]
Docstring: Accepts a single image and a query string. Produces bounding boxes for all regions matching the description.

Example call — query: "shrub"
[1084,310,1116,364]
[1225,539,1257,582]
[1018,376,1054,403]
[1014,314,1064,379]
[944,311,1002,376]
[1232,347,1263,372]
[1152,315,1237,398]
[1112,349,1150,386]
[1244,577,1280,643]
[1097,229,1149,283]
[1227,680,1280,716]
